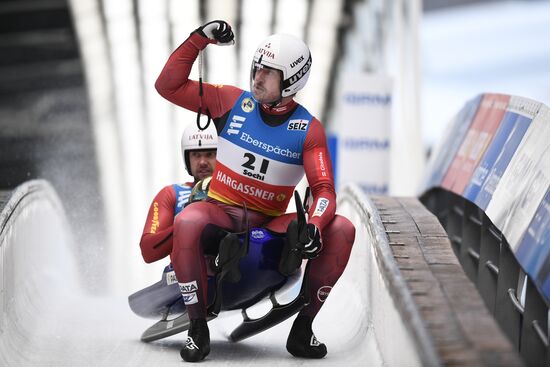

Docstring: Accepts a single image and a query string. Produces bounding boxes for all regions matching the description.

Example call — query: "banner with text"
[330,73,392,195]
[420,93,550,303]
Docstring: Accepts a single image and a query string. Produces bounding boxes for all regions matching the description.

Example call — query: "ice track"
[0,180,433,366]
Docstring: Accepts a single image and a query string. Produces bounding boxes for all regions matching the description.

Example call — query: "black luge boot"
[180,318,210,362]
[286,315,327,359]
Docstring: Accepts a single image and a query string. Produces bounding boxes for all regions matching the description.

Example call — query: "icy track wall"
[338,184,522,366]
[419,94,550,366]
[0,180,76,366]
[337,184,436,366]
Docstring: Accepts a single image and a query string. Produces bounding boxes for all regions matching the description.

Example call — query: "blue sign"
[472,113,532,209]
[424,95,480,189]
[327,134,338,189]
[462,110,532,208]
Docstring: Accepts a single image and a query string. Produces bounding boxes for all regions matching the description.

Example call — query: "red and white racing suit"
[155,32,356,320]
[140,183,193,263]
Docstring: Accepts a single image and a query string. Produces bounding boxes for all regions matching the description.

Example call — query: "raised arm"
[155,21,243,119]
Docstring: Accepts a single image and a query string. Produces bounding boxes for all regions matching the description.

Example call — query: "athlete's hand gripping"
[194,20,235,46]
[300,223,323,259]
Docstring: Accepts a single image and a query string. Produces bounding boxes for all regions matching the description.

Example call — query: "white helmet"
[181,123,218,175]
[250,34,312,99]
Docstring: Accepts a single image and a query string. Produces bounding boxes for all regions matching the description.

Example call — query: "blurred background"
[0,0,548,294]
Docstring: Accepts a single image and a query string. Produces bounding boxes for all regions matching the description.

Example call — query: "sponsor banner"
[421,95,480,191]
[331,73,392,194]
[236,132,303,163]
[422,93,550,303]
[221,93,312,168]
[468,97,539,209]
[486,105,550,251]
[209,161,294,216]
[217,136,305,187]
[463,111,520,203]
[516,188,550,293]
[441,94,510,193]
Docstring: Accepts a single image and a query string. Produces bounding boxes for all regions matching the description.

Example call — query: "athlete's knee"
[173,205,212,251]
[174,203,212,229]
[176,203,207,223]
[323,215,355,246]
[338,215,355,245]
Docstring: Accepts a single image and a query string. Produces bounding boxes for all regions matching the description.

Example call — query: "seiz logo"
[227,115,246,135]
[179,280,198,293]
[287,119,308,131]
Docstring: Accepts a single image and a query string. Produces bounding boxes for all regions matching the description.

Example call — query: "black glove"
[194,20,234,45]
[300,223,323,259]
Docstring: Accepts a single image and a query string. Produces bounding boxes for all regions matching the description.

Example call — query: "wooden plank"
[370,196,523,367]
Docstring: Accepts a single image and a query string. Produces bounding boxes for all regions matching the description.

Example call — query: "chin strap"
[267,97,283,109]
